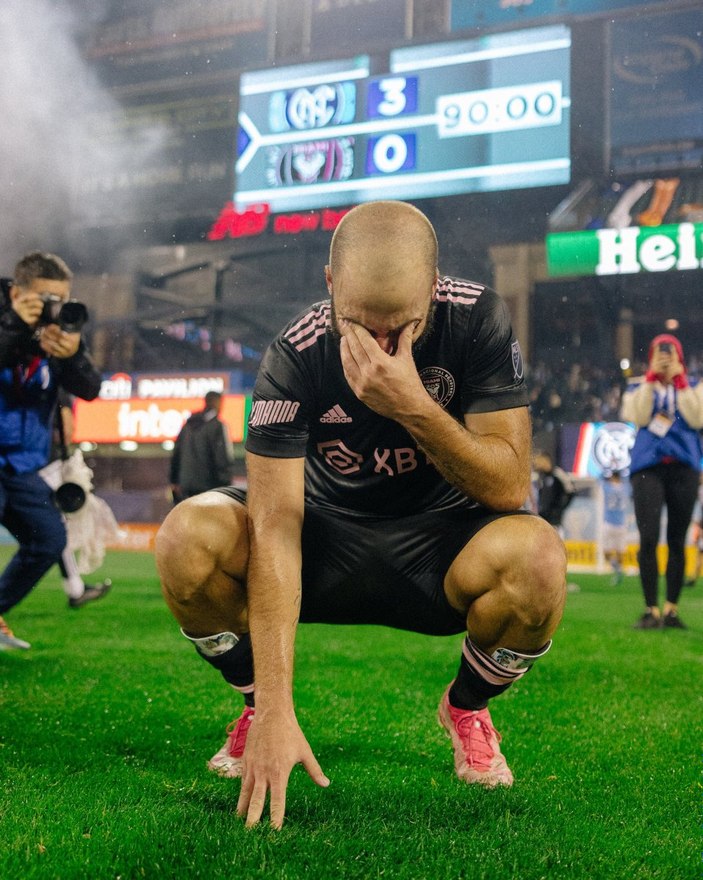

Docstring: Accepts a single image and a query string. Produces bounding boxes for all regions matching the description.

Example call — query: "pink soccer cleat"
[207,706,255,778]
[438,685,513,788]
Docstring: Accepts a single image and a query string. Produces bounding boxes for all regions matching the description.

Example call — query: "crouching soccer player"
[156,201,567,828]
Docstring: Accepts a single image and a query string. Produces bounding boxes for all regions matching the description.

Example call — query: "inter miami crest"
[419,367,456,408]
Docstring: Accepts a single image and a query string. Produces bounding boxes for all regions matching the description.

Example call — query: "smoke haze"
[0,0,167,273]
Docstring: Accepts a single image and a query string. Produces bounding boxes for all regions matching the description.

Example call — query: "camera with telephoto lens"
[39,295,89,334]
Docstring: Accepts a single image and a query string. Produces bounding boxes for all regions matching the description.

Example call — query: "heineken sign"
[546,222,703,277]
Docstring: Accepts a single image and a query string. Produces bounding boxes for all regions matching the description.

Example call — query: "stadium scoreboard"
[235,25,571,211]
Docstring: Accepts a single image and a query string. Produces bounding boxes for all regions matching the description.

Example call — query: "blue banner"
[608,7,703,176]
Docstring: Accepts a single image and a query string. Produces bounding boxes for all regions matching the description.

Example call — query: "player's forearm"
[399,399,530,510]
[246,519,302,713]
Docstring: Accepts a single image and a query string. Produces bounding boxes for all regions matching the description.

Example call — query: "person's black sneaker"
[68,579,112,609]
[662,611,687,629]
[684,578,696,588]
[632,612,662,630]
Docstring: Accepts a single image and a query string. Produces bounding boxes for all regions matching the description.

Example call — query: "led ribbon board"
[546,222,703,277]
[234,25,571,211]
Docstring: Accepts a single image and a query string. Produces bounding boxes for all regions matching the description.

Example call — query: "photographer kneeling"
[0,252,101,650]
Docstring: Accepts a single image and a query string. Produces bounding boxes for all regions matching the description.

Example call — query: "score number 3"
[367,76,418,119]
[365,76,419,176]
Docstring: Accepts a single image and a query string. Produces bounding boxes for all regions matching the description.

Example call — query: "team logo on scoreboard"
[269,83,356,132]
[419,367,455,408]
[267,138,355,187]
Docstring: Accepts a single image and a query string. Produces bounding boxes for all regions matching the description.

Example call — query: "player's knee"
[155,495,247,606]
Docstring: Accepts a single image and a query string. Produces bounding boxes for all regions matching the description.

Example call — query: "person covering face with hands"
[621,334,703,629]
[0,252,101,650]
[156,201,567,829]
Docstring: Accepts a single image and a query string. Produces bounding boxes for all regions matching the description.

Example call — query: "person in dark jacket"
[621,334,703,630]
[0,251,102,650]
[533,451,575,537]
[169,391,234,502]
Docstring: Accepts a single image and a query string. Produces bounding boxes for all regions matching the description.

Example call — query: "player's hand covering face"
[339,319,429,421]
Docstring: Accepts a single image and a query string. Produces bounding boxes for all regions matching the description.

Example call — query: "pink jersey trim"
[285,305,330,351]
[434,277,483,306]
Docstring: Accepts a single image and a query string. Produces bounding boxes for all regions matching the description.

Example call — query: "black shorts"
[213,487,531,637]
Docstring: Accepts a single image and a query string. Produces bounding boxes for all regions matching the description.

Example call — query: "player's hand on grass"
[339,322,425,420]
[236,708,329,829]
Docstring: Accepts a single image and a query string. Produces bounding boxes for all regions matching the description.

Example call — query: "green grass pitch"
[0,548,701,879]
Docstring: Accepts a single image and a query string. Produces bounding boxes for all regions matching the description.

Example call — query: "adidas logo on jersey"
[320,404,352,424]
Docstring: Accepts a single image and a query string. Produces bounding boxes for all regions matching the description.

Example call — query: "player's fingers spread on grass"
[235,768,255,819]
[244,780,270,829]
[303,751,330,788]
[269,780,288,830]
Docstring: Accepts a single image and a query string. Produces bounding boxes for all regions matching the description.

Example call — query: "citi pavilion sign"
[546,222,703,277]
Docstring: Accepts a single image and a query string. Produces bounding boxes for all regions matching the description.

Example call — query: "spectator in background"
[601,470,631,585]
[533,451,575,539]
[170,391,235,502]
[621,334,703,630]
[0,252,102,650]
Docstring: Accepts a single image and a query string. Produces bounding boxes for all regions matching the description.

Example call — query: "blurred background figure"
[600,470,631,586]
[533,451,575,539]
[621,334,703,630]
[684,474,703,588]
[169,391,234,503]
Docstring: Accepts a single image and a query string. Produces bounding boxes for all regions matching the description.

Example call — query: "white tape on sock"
[180,628,239,657]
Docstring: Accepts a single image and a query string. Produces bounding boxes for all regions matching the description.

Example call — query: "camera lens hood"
[54,481,87,513]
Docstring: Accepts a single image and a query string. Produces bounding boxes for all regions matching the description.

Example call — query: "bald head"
[329,201,438,303]
[326,202,439,354]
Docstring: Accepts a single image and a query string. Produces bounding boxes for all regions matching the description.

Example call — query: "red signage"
[207,202,350,240]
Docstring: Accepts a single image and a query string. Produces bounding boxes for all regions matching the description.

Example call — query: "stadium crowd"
[528,351,703,431]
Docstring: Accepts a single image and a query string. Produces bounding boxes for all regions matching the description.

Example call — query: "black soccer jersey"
[245,275,529,518]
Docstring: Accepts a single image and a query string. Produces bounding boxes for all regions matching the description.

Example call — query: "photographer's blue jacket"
[0,282,101,474]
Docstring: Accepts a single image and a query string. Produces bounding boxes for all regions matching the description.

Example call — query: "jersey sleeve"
[245,335,314,458]
[460,289,529,414]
